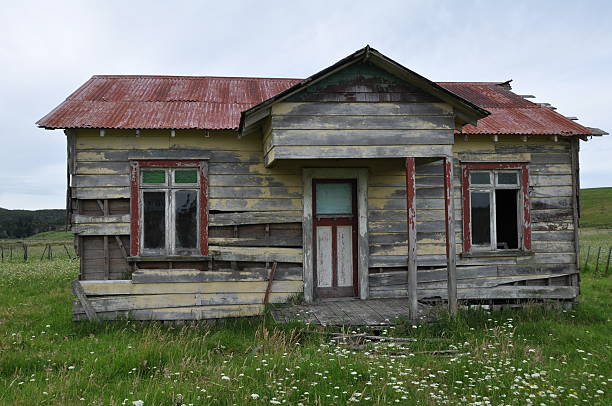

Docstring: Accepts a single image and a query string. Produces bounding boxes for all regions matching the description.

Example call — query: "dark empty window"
[468,170,521,251]
[139,167,200,255]
[143,192,166,249]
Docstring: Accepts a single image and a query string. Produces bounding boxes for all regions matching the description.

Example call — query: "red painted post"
[129,162,140,256]
[444,157,458,316]
[405,157,418,320]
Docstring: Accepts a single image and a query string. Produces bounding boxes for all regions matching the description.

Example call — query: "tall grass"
[0,259,610,405]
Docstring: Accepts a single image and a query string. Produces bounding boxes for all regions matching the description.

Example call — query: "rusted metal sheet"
[37,75,595,136]
[441,82,594,136]
[37,76,301,130]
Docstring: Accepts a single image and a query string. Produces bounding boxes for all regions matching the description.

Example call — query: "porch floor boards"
[271,298,425,326]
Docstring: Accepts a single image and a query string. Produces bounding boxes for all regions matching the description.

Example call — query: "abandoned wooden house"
[37,46,607,322]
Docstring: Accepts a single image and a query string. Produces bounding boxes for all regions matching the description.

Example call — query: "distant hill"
[580,187,612,229]
[0,208,66,239]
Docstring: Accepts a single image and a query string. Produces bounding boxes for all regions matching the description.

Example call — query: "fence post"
[1,246,3,262]
[48,244,52,260]
[583,246,591,270]
[23,243,28,262]
[606,247,612,276]
[595,247,602,274]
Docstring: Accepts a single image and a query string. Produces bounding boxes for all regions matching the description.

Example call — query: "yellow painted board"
[79,280,304,296]
[73,292,295,313]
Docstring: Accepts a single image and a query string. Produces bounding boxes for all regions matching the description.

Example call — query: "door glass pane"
[175,170,198,184]
[175,190,198,249]
[471,192,491,245]
[497,172,518,185]
[142,170,166,184]
[315,183,352,214]
[470,172,490,185]
[143,192,165,249]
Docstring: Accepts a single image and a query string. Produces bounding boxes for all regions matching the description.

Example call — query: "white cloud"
[0,0,610,209]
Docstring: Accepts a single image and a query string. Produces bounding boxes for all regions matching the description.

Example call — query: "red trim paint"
[312,179,359,298]
[462,164,472,252]
[199,169,209,256]
[129,159,209,257]
[405,158,416,258]
[461,162,531,252]
[130,162,140,256]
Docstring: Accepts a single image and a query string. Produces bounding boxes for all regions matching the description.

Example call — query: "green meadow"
[1,187,611,405]
[0,257,610,405]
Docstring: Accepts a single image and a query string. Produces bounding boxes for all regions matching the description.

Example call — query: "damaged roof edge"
[588,127,609,136]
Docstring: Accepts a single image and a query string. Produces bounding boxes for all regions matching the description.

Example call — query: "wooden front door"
[313,179,358,298]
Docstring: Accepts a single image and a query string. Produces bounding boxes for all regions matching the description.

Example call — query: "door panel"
[313,179,358,299]
[316,226,333,288]
[336,226,353,287]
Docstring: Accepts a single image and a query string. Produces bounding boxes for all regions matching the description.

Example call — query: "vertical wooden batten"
[444,157,457,315]
[405,158,418,320]
[570,137,580,289]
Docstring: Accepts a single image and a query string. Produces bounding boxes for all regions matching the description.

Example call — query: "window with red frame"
[462,163,531,253]
[130,160,208,257]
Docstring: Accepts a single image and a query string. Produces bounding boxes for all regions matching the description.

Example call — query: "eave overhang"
[239,45,491,136]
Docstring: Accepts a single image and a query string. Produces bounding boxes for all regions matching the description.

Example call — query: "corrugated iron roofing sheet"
[37,75,595,136]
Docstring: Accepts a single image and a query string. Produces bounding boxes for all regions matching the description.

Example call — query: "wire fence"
[0,241,77,263]
[580,245,612,276]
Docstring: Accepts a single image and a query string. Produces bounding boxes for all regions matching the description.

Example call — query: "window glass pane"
[497,172,518,185]
[143,192,165,249]
[142,170,166,184]
[315,183,352,214]
[175,190,198,249]
[470,172,490,185]
[496,189,519,249]
[175,170,198,184]
[471,192,491,245]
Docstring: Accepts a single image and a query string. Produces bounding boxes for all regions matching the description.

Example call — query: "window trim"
[130,160,209,257]
[461,162,531,253]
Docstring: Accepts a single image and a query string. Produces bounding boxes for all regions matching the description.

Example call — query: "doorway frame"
[303,168,369,302]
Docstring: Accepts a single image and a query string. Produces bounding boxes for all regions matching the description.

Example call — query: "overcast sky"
[1,0,610,210]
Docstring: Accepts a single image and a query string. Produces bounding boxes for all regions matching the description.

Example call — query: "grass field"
[580,229,612,273]
[0,258,610,405]
[580,187,612,229]
[27,231,73,241]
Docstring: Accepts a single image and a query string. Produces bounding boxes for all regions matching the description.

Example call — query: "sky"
[1,0,610,210]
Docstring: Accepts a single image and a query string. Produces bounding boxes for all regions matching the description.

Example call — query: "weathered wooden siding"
[263,63,455,166]
[69,125,579,319]
[73,269,303,320]
[70,129,306,291]
[369,135,578,301]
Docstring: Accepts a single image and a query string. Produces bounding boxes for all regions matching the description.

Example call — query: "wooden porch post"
[405,157,418,320]
[444,157,458,315]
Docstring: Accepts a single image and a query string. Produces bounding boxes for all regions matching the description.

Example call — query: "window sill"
[127,255,211,262]
[460,250,534,258]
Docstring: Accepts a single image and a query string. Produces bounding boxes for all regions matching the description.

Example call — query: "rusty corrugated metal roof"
[37,75,597,136]
[440,82,595,136]
[37,75,301,130]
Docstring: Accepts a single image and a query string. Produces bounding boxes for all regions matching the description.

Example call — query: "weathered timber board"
[79,280,304,296]
[131,268,303,283]
[73,291,295,313]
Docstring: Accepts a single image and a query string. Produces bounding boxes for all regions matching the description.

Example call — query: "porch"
[271,298,429,326]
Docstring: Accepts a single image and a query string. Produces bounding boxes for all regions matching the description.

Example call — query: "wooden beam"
[444,157,457,315]
[263,262,278,305]
[405,157,418,320]
[72,280,99,321]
